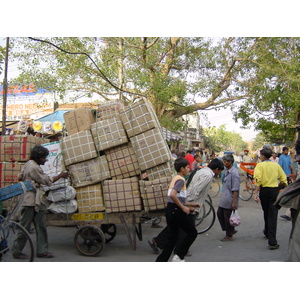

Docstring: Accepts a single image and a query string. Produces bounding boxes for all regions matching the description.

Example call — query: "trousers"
[13,204,48,255]
[217,207,235,237]
[259,187,279,246]
[156,203,197,262]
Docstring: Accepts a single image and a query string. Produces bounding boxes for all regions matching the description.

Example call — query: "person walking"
[253,147,287,250]
[155,157,200,262]
[13,145,69,259]
[217,154,240,241]
[149,159,224,255]
[278,147,295,221]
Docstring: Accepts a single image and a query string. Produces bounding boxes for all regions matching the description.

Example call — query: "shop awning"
[161,127,182,141]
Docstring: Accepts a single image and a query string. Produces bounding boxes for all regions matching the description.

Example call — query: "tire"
[0,220,35,262]
[74,225,105,256]
[208,178,220,198]
[239,179,254,201]
[195,199,216,234]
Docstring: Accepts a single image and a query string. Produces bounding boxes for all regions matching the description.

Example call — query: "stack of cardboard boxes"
[0,100,175,215]
[0,135,47,212]
[61,99,174,214]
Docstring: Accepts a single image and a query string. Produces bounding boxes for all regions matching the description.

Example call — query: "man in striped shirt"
[149,159,224,255]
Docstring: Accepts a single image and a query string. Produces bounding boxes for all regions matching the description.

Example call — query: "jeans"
[156,203,197,262]
[259,187,279,246]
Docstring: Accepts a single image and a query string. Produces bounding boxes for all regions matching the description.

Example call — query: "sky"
[1,2,297,143]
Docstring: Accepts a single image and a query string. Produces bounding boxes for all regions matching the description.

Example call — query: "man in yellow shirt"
[254,148,287,250]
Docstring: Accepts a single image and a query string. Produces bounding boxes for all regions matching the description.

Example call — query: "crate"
[0,181,33,202]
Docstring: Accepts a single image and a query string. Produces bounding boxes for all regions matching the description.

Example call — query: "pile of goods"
[19,99,175,215]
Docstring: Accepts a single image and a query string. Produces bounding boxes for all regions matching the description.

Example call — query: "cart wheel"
[74,225,105,256]
[100,224,117,243]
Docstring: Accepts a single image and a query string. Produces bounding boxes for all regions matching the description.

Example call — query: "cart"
[46,209,164,256]
[239,162,257,201]
[239,162,257,176]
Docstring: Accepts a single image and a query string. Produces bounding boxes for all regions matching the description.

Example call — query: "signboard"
[0,83,54,121]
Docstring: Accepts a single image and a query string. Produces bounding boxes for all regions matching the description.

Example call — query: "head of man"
[208,158,224,176]
[282,146,289,155]
[30,145,49,165]
[260,148,272,161]
[174,157,190,176]
[244,150,249,155]
[223,154,234,169]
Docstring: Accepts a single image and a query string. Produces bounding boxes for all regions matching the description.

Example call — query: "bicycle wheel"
[0,220,35,262]
[239,179,254,201]
[208,178,220,198]
[195,199,216,234]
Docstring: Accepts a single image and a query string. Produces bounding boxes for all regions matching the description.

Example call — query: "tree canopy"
[7,37,300,141]
[202,124,248,153]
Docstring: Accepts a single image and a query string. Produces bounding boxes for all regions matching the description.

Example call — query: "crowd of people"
[150,146,300,262]
[11,144,300,261]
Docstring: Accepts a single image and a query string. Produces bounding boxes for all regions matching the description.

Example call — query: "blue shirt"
[219,166,240,209]
[279,154,292,176]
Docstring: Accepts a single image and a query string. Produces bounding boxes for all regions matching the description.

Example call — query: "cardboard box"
[139,177,170,211]
[105,143,140,179]
[75,183,105,213]
[68,156,111,187]
[0,162,25,188]
[63,107,96,135]
[130,128,172,171]
[61,130,98,166]
[141,161,175,180]
[97,100,124,121]
[0,135,47,162]
[103,177,142,213]
[90,117,128,151]
[119,99,159,137]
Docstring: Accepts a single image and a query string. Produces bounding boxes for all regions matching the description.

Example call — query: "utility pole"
[1,37,9,136]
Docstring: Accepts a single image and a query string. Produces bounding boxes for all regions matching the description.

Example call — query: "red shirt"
[185,153,194,169]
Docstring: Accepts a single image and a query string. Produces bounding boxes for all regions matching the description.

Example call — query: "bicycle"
[239,162,257,201]
[208,177,221,198]
[239,173,256,201]
[194,195,216,234]
[0,182,35,262]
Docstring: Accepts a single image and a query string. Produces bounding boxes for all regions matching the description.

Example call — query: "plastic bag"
[229,210,241,226]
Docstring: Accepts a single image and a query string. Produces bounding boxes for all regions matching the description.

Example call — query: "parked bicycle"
[0,182,35,262]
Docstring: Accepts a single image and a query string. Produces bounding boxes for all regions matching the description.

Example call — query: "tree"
[252,132,270,151]
[9,37,300,139]
[8,37,261,131]
[202,124,247,153]
[232,37,300,144]
[0,44,5,75]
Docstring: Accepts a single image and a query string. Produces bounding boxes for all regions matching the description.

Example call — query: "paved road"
[33,187,293,262]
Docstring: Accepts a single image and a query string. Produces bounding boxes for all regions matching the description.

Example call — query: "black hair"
[30,145,49,163]
[260,147,272,159]
[208,158,224,171]
[223,154,234,162]
[194,154,199,159]
[282,146,289,152]
[174,157,189,172]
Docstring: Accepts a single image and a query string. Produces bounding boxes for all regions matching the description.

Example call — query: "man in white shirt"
[148,159,224,254]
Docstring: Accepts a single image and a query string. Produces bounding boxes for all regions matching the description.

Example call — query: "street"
[34,182,293,263]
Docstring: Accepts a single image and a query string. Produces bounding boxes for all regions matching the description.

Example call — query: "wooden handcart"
[46,209,164,256]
